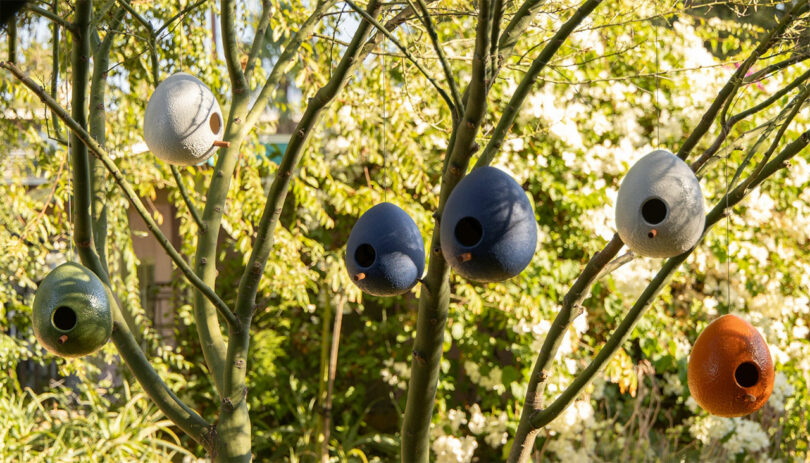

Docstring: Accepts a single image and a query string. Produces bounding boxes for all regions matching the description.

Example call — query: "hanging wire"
[654,0,660,148]
[381,37,388,203]
[65,72,74,262]
[329,3,348,79]
[725,143,731,312]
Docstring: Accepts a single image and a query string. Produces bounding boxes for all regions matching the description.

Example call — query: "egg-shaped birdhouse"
[440,166,537,282]
[143,72,224,166]
[32,262,112,358]
[687,314,774,417]
[615,149,705,258]
[345,202,425,296]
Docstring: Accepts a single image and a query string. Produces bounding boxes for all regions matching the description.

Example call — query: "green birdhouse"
[32,262,112,358]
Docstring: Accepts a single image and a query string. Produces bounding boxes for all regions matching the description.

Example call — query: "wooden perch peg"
[354,273,366,281]
[213,140,231,148]
[457,252,472,263]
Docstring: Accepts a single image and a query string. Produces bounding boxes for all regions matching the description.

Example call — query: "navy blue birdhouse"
[440,166,537,282]
[345,202,425,296]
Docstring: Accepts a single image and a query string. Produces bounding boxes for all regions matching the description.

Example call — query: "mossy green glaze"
[32,262,112,358]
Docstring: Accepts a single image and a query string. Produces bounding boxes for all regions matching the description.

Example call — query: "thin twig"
[343,0,457,116]
[408,0,464,119]
[170,165,204,228]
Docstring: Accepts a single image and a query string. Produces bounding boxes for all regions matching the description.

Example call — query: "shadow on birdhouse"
[440,166,537,282]
[687,314,774,417]
[345,202,425,296]
[615,149,705,258]
[32,262,112,358]
[143,72,225,166]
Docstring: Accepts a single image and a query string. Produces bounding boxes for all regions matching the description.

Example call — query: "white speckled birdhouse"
[143,73,224,166]
[615,149,705,258]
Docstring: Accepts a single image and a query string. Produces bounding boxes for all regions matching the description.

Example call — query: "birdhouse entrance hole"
[734,362,759,388]
[641,197,667,225]
[455,217,483,247]
[209,112,222,134]
[355,243,376,268]
[52,306,77,331]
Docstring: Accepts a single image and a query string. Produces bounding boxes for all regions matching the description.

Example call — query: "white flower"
[662,372,684,397]
[467,404,486,435]
[767,372,795,413]
[722,419,769,455]
[447,408,467,432]
[464,361,481,383]
[432,435,478,463]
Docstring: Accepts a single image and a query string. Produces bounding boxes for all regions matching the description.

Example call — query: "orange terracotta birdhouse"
[687,314,774,417]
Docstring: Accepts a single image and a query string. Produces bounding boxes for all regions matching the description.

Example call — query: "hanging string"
[381,37,388,203]
[654,0,660,148]
[65,72,74,262]
[725,141,731,312]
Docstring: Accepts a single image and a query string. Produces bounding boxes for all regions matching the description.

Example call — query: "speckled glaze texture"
[345,202,425,296]
[32,262,112,358]
[440,167,537,282]
[615,149,705,258]
[143,72,223,166]
[687,314,774,417]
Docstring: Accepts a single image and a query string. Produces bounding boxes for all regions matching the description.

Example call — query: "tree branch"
[243,0,338,130]
[49,0,66,143]
[107,292,213,451]
[7,15,17,64]
[88,2,127,277]
[401,2,490,461]
[343,0,458,117]
[675,0,810,162]
[743,50,810,84]
[117,0,160,86]
[155,0,210,35]
[26,3,74,31]
[0,61,238,329]
[735,84,810,189]
[68,0,107,277]
[475,0,604,168]
[487,0,504,81]
[408,0,464,119]
[171,166,204,228]
[244,0,271,81]
[229,0,383,387]
[496,0,547,70]
[215,4,385,459]
[221,0,249,94]
[528,129,810,433]
[691,67,810,173]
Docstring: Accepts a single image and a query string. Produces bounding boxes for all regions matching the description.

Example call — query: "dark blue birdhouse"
[345,202,425,296]
[440,166,537,282]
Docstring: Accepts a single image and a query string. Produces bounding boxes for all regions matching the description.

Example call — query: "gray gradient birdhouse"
[440,166,537,282]
[615,149,705,258]
[345,202,425,296]
[32,262,112,358]
[143,72,224,166]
